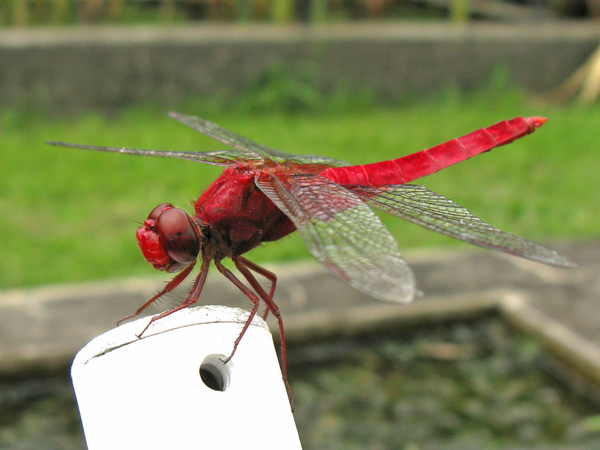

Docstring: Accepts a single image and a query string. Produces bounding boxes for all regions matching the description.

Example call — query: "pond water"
[289,318,600,449]
[1,318,598,449]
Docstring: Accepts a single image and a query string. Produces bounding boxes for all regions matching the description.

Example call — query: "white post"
[71,305,302,450]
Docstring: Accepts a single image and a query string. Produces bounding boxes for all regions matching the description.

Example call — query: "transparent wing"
[255,174,416,303]
[169,112,350,167]
[352,184,576,268]
[46,141,249,167]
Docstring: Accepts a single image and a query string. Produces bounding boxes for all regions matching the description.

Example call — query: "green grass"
[2,87,599,289]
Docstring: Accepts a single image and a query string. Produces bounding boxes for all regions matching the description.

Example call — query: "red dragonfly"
[49,113,573,404]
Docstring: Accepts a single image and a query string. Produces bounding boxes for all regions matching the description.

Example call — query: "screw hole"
[199,354,232,392]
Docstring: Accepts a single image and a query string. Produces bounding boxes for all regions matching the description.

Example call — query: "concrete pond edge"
[1,242,599,404]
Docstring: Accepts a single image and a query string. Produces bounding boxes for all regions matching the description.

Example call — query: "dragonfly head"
[137,203,201,273]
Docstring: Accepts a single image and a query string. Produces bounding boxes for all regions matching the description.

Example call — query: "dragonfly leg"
[117,262,196,327]
[134,258,208,338]
[261,306,270,320]
[213,260,261,365]
[233,256,293,411]
[237,256,277,320]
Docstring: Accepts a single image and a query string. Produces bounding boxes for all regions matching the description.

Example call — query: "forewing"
[169,112,350,167]
[255,174,416,303]
[46,141,247,166]
[352,184,575,268]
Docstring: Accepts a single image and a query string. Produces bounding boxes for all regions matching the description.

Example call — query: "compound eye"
[148,203,174,221]
[156,208,200,265]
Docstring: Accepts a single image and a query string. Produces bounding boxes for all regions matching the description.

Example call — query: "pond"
[1,318,598,449]
[289,318,600,449]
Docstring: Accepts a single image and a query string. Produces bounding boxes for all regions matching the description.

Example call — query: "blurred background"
[1,1,600,449]
[0,0,597,25]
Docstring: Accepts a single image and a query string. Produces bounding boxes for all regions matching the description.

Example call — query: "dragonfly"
[49,113,574,406]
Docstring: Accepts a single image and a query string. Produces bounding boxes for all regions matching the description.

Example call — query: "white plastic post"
[71,305,302,449]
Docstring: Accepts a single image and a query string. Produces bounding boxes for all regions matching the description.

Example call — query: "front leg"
[117,262,196,327]
[134,257,209,338]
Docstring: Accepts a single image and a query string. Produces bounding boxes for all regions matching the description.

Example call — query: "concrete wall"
[1,22,599,114]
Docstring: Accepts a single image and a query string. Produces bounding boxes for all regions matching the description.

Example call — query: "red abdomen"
[320,117,546,185]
